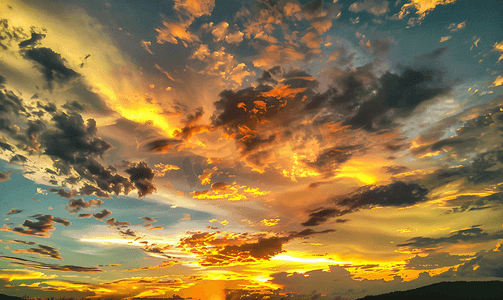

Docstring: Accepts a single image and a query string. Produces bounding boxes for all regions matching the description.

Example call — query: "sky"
[0,0,503,299]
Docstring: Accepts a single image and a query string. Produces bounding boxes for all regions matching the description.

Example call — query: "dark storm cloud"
[10,154,27,163]
[18,31,46,48]
[39,111,152,197]
[406,252,472,270]
[172,107,212,142]
[288,229,336,238]
[62,100,84,112]
[282,69,319,90]
[0,141,13,152]
[303,181,428,226]
[345,68,451,130]
[12,244,62,260]
[454,249,503,278]
[0,256,103,272]
[37,101,57,113]
[397,225,503,248]
[0,19,29,50]
[66,198,103,214]
[40,111,111,164]
[212,85,276,130]
[78,184,112,198]
[335,181,428,209]
[410,105,503,162]
[382,165,409,174]
[80,158,133,197]
[220,236,287,260]
[305,145,359,177]
[257,66,282,86]
[442,192,503,214]
[0,214,71,238]
[93,209,112,222]
[343,48,452,131]
[421,147,503,190]
[301,208,352,226]
[144,138,182,152]
[0,90,26,115]
[7,208,24,215]
[125,162,157,198]
[23,47,80,89]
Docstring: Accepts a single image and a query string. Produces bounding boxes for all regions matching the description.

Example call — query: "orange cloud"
[198,166,219,185]
[492,41,503,62]
[156,0,215,45]
[440,36,451,43]
[260,219,280,226]
[147,226,164,231]
[398,0,457,25]
[491,75,503,87]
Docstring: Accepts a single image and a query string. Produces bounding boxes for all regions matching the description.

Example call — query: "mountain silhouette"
[358,281,503,300]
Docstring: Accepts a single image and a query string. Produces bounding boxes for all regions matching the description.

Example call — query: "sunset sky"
[0,0,503,299]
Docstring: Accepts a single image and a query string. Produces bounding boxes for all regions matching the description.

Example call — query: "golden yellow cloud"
[0,269,57,281]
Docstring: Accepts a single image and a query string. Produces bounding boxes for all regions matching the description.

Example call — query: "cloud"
[345,51,452,130]
[198,166,219,185]
[448,21,466,32]
[140,40,154,55]
[154,163,180,177]
[172,107,212,142]
[0,256,103,273]
[7,208,24,215]
[397,225,503,249]
[189,45,253,88]
[349,0,389,16]
[48,188,77,199]
[492,41,503,62]
[147,226,164,231]
[396,0,458,26]
[77,214,92,218]
[144,138,183,153]
[93,209,112,222]
[0,90,26,116]
[210,181,230,193]
[180,214,191,221]
[156,0,215,45]
[177,229,334,267]
[405,252,472,270]
[18,31,46,48]
[22,47,80,90]
[454,248,503,278]
[0,214,71,238]
[125,260,178,272]
[303,181,429,226]
[305,145,359,178]
[12,244,63,260]
[105,218,131,227]
[139,216,157,224]
[125,162,157,198]
[0,269,57,281]
[66,198,103,214]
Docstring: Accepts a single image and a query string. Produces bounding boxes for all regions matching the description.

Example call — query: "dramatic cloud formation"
[0,1,502,299]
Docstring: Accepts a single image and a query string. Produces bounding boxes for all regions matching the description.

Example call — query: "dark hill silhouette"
[358,281,503,300]
[0,294,24,300]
